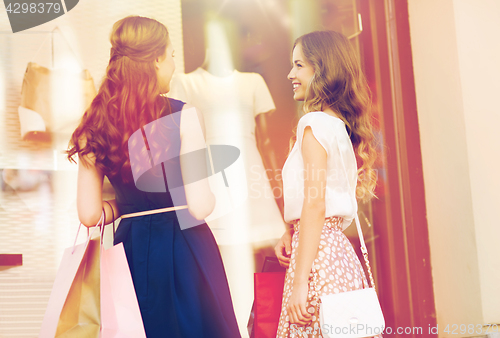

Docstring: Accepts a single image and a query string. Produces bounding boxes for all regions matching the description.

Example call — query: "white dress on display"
[169,67,285,245]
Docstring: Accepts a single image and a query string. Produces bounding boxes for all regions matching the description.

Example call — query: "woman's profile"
[274,30,380,337]
[67,16,241,338]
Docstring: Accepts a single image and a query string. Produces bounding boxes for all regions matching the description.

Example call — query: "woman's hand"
[287,282,312,325]
[274,229,292,268]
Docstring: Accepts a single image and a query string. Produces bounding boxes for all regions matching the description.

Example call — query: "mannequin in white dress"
[168,18,285,337]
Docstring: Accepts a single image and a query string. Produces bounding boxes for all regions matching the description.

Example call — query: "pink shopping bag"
[40,213,146,337]
[100,242,146,337]
[39,225,101,337]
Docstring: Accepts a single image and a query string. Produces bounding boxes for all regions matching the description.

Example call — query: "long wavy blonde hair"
[67,16,169,181]
[295,31,377,201]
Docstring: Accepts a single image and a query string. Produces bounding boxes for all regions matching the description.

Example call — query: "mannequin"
[168,17,285,338]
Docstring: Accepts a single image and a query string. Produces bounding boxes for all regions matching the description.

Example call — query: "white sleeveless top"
[282,111,358,231]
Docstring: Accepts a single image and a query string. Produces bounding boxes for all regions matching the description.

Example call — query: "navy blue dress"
[110,98,241,338]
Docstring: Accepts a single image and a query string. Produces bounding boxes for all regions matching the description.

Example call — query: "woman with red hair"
[67,16,240,338]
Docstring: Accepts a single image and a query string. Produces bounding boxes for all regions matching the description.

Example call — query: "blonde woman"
[274,31,379,337]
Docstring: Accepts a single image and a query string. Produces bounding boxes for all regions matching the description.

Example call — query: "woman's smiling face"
[287,43,315,101]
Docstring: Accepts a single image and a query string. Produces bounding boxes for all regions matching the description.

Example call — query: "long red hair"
[67,16,169,181]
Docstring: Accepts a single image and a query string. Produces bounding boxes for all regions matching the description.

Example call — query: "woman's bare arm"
[286,126,327,324]
[293,126,327,285]
[76,139,120,227]
[179,104,215,220]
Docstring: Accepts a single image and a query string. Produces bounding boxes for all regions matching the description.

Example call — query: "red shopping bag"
[250,256,286,338]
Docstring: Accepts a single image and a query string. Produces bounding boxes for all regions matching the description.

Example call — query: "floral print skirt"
[276,217,382,338]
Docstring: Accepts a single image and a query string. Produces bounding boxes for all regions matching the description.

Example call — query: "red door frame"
[358,0,437,335]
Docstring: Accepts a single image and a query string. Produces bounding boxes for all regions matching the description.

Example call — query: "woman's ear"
[154,57,161,70]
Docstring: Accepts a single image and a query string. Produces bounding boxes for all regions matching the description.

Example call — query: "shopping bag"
[249,256,286,338]
[100,242,146,337]
[40,214,146,338]
[39,225,101,337]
